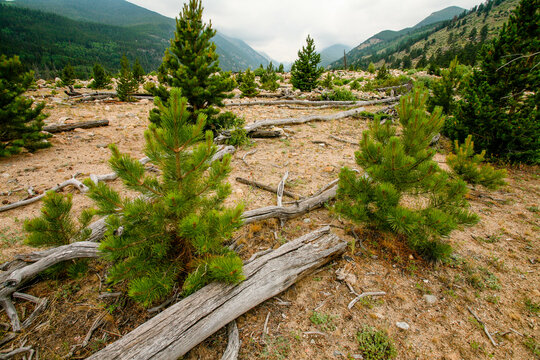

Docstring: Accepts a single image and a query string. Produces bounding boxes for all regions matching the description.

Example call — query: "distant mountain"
[320,44,351,68]
[330,0,519,69]
[329,5,466,69]
[1,0,270,73]
[413,6,466,29]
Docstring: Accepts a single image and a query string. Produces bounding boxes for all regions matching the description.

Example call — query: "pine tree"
[132,58,145,85]
[447,135,507,189]
[367,62,376,74]
[290,35,324,92]
[449,0,539,163]
[146,0,235,132]
[0,55,51,157]
[375,64,389,80]
[86,89,244,306]
[335,87,478,260]
[239,68,259,97]
[277,63,285,73]
[428,57,468,115]
[89,63,111,89]
[116,55,138,102]
[260,62,279,91]
[60,63,75,87]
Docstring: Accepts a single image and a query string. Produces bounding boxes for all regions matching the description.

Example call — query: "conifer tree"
[86,89,244,306]
[335,88,478,260]
[89,63,111,89]
[0,55,51,157]
[60,63,75,87]
[447,135,507,189]
[449,0,539,163]
[290,35,324,92]
[239,68,259,97]
[260,62,279,91]
[146,0,235,132]
[367,62,376,74]
[116,55,138,102]
[132,58,145,84]
[428,57,468,115]
[375,64,389,80]
[277,63,285,73]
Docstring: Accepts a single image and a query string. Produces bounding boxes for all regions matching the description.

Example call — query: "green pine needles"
[448,135,507,190]
[24,192,95,247]
[290,35,324,92]
[86,89,244,307]
[147,0,236,132]
[335,88,478,261]
[1,55,51,158]
[239,68,259,98]
[116,55,138,102]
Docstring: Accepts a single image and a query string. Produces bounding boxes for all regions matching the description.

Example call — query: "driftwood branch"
[244,106,367,133]
[242,183,337,224]
[88,226,346,359]
[43,120,109,133]
[348,291,386,309]
[226,96,400,108]
[221,321,240,360]
[235,178,299,199]
[0,346,33,360]
[276,171,289,207]
[467,306,498,347]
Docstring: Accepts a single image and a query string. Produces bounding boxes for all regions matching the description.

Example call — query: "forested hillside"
[0,0,270,75]
[0,5,167,78]
[331,0,519,69]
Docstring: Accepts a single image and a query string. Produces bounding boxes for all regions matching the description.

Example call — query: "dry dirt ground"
[0,77,538,359]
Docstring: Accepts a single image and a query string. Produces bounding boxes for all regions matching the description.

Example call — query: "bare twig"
[0,346,32,360]
[467,306,498,347]
[235,178,299,199]
[0,298,21,332]
[348,292,386,309]
[276,171,289,207]
[329,134,357,145]
[241,149,258,167]
[263,312,271,335]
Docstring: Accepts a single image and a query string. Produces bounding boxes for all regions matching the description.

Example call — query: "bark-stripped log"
[43,120,109,133]
[88,226,346,360]
[225,96,400,108]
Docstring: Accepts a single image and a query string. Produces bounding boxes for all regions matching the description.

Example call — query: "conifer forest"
[0,0,538,358]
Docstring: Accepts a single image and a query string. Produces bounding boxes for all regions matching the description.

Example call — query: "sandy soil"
[0,77,538,359]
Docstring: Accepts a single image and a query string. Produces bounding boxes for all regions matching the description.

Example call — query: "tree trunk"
[43,120,109,133]
[87,226,346,360]
[225,96,400,108]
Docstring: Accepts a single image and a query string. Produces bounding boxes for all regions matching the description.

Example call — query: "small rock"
[105,106,110,111]
[310,339,315,344]
[303,218,311,223]
[333,350,344,357]
[372,312,384,319]
[423,294,437,305]
[1,173,9,178]
[351,355,364,360]
[96,144,108,148]
[396,322,410,330]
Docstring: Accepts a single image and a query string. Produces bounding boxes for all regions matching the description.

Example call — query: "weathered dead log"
[242,184,337,224]
[226,96,400,108]
[43,119,109,133]
[87,226,346,359]
[0,177,88,213]
[244,108,363,133]
[221,321,240,360]
[235,178,299,199]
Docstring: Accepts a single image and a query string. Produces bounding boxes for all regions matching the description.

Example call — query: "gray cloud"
[128,0,483,62]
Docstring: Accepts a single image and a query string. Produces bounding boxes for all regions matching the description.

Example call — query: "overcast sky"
[127,0,484,63]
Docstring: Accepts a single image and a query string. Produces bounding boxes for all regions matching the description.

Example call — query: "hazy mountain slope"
[329,5,466,69]
[320,44,351,68]
[1,0,269,72]
[413,6,466,28]
[0,5,166,77]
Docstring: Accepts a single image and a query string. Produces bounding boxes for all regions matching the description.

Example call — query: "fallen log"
[87,226,346,359]
[0,146,235,213]
[242,183,337,224]
[226,96,400,108]
[244,108,364,133]
[235,177,299,199]
[43,119,109,133]
[221,321,240,360]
